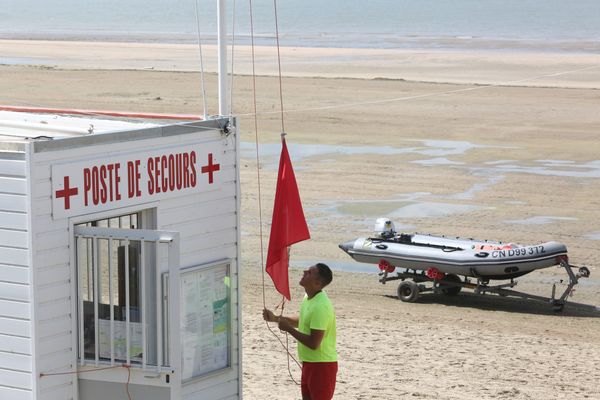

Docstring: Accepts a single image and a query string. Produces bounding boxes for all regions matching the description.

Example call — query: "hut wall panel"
[0,176,28,194]
[0,281,30,302]
[0,247,29,267]
[0,299,31,320]
[37,316,71,339]
[37,349,72,373]
[0,386,32,400]
[38,383,74,400]
[0,210,27,230]
[0,333,31,354]
[0,264,29,285]
[0,227,29,248]
[0,351,32,373]
[38,333,72,357]
[0,159,26,176]
[0,192,27,212]
[39,373,70,391]
[36,282,71,304]
[0,154,32,398]
[36,264,70,287]
[182,375,239,400]
[0,316,30,337]
[0,369,32,391]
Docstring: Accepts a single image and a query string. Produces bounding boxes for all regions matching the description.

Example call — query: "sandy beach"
[2,39,600,399]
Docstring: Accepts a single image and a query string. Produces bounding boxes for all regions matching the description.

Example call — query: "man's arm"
[278,322,325,350]
[263,308,299,328]
[263,308,324,349]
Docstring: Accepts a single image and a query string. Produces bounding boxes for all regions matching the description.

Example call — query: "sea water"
[1,0,599,51]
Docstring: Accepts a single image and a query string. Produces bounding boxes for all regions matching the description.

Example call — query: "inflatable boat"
[339,219,592,310]
[339,233,568,280]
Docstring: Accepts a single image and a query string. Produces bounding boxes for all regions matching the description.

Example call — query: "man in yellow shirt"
[263,263,337,400]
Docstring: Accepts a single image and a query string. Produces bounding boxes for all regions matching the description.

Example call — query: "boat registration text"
[492,246,545,258]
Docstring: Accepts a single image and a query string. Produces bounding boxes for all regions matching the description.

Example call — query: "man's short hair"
[315,263,333,287]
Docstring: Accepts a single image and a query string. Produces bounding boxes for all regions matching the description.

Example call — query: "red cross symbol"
[201,153,220,184]
[55,176,79,210]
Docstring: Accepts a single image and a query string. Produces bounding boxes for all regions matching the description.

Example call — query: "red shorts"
[301,361,338,400]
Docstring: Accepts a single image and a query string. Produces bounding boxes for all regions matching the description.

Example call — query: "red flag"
[265,137,311,300]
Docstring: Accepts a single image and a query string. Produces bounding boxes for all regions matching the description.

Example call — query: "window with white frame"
[75,211,170,370]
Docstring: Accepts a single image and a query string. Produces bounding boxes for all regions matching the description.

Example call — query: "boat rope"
[194,0,208,119]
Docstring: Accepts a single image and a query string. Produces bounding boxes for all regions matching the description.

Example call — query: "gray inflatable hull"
[339,234,568,279]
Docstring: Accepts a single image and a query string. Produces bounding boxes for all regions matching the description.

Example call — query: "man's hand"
[263,308,277,323]
[278,318,293,332]
[264,309,292,332]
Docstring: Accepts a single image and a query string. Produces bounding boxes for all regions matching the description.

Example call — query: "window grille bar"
[125,240,131,366]
[78,238,85,366]
[87,240,93,300]
[93,237,99,366]
[109,238,115,365]
[156,242,163,372]
[141,240,146,370]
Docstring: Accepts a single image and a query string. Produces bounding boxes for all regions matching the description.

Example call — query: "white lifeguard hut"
[0,109,241,400]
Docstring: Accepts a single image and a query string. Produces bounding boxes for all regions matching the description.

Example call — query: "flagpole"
[217,0,228,116]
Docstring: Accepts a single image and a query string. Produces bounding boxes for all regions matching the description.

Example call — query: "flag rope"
[247,0,267,310]
[248,0,303,384]
[273,0,286,135]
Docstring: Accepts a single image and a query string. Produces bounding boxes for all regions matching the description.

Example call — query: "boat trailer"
[379,260,591,312]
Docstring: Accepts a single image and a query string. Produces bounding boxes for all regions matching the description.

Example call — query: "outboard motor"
[373,218,396,239]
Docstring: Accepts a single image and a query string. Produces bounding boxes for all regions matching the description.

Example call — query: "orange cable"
[40,364,134,400]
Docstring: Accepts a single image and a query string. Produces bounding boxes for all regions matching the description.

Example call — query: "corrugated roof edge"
[0,148,26,159]
[33,118,228,153]
[0,105,203,121]
[0,142,26,153]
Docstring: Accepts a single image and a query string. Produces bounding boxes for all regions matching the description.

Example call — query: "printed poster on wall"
[180,261,231,381]
[98,320,143,362]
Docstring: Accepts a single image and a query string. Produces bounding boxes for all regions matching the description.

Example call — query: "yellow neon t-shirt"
[297,291,337,362]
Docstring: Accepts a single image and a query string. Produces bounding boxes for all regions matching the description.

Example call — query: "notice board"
[180,260,231,381]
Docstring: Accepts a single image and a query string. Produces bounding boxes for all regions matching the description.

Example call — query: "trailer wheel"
[440,274,462,296]
[397,280,420,302]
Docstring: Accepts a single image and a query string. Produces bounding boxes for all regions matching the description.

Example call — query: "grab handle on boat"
[475,252,489,258]
[578,266,591,278]
[442,246,462,252]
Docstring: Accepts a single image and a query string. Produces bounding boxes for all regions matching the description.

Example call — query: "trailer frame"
[379,260,591,311]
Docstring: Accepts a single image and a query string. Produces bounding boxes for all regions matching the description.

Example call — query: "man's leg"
[304,362,338,400]
[301,363,312,400]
